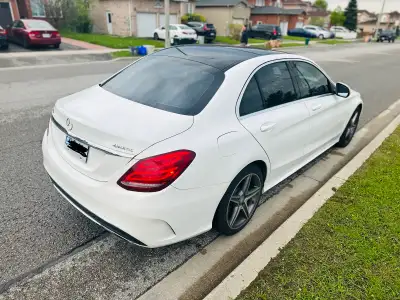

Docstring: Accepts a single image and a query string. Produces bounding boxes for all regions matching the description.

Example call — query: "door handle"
[260,123,276,132]
[311,104,322,111]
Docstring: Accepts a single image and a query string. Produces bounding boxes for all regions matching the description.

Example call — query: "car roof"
[153,45,278,72]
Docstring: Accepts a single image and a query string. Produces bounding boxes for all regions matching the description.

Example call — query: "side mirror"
[336,82,350,98]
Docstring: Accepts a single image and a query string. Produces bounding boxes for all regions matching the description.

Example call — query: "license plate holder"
[43,33,51,38]
[65,135,89,163]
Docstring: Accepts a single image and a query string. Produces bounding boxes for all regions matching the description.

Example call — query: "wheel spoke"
[242,175,252,194]
[241,203,250,219]
[245,186,261,201]
[229,205,240,227]
[230,195,241,205]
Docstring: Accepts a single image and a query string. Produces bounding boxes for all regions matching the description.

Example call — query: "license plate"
[42,33,51,38]
[65,135,89,163]
[210,33,215,36]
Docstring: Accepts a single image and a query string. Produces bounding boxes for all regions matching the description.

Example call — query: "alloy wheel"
[344,111,359,142]
[226,173,262,230]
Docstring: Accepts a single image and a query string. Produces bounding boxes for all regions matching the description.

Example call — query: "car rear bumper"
[42,126,227,248]
[29,37,61,45]
[0,38,7,47]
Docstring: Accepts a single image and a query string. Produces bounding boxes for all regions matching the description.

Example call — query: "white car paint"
[42,49,363,248]
[153,23,197,44]
[303,25,331,39]
[330,26,357,39]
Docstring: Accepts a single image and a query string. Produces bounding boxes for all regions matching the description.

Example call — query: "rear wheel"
[23,37,30,49]
[153,33,159,40]
[337,108,361,148]
[318,34,324,39]
[54,43,60,49]
[214,165,264,235]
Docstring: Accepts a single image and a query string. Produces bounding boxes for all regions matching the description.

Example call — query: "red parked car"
[7,19,61,49]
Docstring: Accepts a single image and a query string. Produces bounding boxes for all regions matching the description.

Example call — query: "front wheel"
[213,165,264,235]
[337,108,361,148]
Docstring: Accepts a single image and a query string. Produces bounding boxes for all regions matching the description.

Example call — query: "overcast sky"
[327,0,399,12]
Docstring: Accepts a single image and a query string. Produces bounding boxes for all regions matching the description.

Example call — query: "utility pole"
[164,0,171,48]
[374,0,386,39]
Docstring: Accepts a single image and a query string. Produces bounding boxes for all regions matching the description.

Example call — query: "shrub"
[229,23,242,41]
[181,13,206,24]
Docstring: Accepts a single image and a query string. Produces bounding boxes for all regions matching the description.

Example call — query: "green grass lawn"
[111,50,135,58]
[318,39,353,45]
[284,36,318,42]
[237,126,400,299]
[61,31,164,48]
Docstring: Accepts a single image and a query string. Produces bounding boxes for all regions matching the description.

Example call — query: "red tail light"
[273,29,277,35]
[203,24,209,31]
[52,31,61,37]
[117,150,196,192]
[0,29,5,34]
[29,31,41,38]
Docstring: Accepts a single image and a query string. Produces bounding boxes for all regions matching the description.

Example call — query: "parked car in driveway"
[287,28,317,38]
[42,45,363,248]
[377,30,396,43]
[0,25,8,50]
[153,24,197,45]
[187,22,216,43]
[248,24,282,40]
[6,19,61,49]
[330,26,357,39]
[303,25,331,39]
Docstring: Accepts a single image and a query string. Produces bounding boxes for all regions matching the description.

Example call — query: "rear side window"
[291,61,331,98]
[255,62,297,108]
[239,77,264,116]
[102,56,224,116]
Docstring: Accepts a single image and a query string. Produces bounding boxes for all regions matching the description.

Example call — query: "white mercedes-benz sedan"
[42,46,363,248]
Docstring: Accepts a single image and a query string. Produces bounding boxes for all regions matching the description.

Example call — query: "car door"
[158,26,166,40]
[14,21,25,44]
[8,21,18,42]
[289,60,343,157]
[238,61,311,185]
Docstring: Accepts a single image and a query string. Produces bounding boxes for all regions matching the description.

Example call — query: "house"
[357,11,400,34]
[195,0,251,36]
[357,9,376,24]
[90,0,196,37]
[250,6,307,35]
[0,0,46,28]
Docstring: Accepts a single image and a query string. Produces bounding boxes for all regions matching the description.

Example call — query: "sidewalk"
[61,37,112,50]
[207,120,400,299]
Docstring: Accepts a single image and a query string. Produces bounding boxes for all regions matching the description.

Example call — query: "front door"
[238,61,310,185]
[290,60,343,156]
[280,21,288,36]
[106,12,113,34]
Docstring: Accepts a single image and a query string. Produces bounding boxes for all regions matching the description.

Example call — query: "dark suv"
[377,30,396,43]
[187,22,216,43]
[0,25,8,50]
[248,24,282,40]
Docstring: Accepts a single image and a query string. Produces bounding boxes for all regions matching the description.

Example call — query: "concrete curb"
[204,110,400,300]
[137,99,400,300]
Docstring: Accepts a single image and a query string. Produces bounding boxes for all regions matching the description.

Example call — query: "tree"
[344,0,358,31]
[330,6,346,26]
[313,0,328,11]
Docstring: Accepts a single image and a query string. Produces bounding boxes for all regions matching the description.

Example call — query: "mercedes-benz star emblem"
[66,118,73,131]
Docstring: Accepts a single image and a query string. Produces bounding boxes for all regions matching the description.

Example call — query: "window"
[178,25,190,30]
[255,62,297,109]
[255,0,265,6]
[239,77,264,116]
[291,61,331,98]
[30,0,45,17]
[169,25,177,30]
[25,20,54,30]
[101,56,224,116]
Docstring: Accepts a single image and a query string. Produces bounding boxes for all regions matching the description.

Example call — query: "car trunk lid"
[50,85,194,182]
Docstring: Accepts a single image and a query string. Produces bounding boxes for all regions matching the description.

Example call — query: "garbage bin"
[198,36,205,45]
[305,38,310,46]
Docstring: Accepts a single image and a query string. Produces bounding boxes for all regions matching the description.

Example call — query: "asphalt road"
[1,43,400,299]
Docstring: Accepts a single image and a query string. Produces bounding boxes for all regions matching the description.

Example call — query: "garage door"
[159,14,178,26]
[0,2,13,28]
[136,13,157,38]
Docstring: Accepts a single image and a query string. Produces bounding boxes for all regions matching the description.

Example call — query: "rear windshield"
[25,20,54,30]
[178,25,191,30]
[206,24,214,28]
[101,56,224,115]
[382,30,393,34]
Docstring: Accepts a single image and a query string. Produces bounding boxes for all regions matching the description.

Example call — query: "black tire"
[153,33,159,40]
[23,37,30,49]
[318,34,324,39]
[54,43,60,49]
[337,108,361,148]
[213,164,264,235]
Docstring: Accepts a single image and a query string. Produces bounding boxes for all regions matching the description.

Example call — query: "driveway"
[3,41,83,52]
